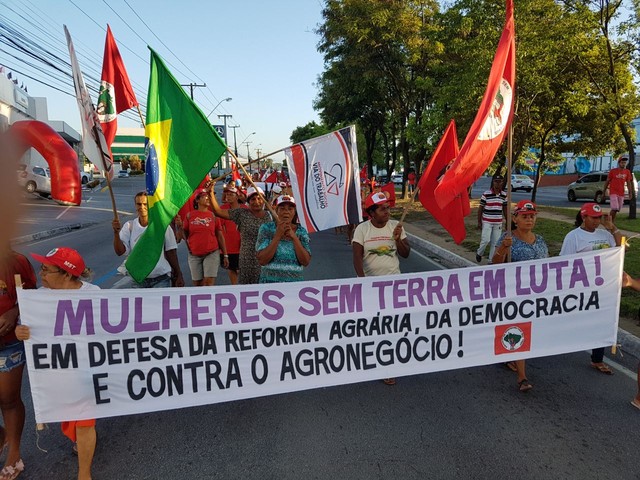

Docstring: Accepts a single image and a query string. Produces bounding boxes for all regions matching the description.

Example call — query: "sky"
[1,0,327,162]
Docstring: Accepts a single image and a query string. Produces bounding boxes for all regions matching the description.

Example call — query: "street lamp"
[206,97,232,118]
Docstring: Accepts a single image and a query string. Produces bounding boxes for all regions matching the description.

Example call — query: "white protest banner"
[286,126,362,233]
[18,248,623,423]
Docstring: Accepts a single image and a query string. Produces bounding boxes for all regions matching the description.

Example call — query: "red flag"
[418,120,469,244]
[263,171,278,183]
[435,0,515,209]
[380,182,396,207]
[98,25,138,152]
[359,164,368,181]
[231,161,241,182]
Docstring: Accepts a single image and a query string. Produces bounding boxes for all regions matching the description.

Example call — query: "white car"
[510,174,534,192]
[391,173,403,185]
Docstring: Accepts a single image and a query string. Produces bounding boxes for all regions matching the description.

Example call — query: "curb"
[407,232,640,361]
[12,222,97,245]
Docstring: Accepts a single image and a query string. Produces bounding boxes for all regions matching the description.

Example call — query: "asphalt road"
[11,176,640,479]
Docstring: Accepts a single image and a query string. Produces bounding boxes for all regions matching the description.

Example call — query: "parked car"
[510,174,534,192]
[567,171,638,203]
[391,173,403,185]
[18,164,51,196]
[118,170,130,178]
[80,171,92,184]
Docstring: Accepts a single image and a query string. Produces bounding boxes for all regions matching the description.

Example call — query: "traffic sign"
[212,125,225,137]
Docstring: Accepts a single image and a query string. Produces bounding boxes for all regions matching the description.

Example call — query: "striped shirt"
[479,190,507,223]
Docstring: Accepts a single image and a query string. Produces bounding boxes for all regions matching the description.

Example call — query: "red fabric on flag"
[380,183,396,207]
[494,322,532,355]
[263,171,278,183]
[99,25,138,151]
[231,161,241,182]
[435,0,515,209]
[359,164,368,182]
[418,120,469,244]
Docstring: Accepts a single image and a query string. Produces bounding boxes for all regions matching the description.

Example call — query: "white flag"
[64,25,113,180]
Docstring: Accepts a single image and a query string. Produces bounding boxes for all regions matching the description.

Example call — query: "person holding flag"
[112,191,184,288]
[492,200,548,392]
[209,182,271,284]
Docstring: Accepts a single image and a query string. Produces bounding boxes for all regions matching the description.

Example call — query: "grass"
[392,196,640,317]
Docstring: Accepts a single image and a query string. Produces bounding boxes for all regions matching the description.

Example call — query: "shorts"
[609,194,624,211]
[188,250,220,281]
[221,253,240,271]
[0,341,25,372]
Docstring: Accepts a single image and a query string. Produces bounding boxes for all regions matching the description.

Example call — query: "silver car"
[18,164,51,196]
[567,171,638,204]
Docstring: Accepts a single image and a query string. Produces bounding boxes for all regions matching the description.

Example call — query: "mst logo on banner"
[17,248,623,423]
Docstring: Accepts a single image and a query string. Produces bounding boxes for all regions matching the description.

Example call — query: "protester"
[209,183,271,284]
[476,174,507,263]
[256,195,311,283]
[407,169,416,195]
[352,191,410,385]
[111,191,184,288]
[492,200,548,392]
[16,247,97,480]
[218,184,244,285]
[560,202,622,375]
[0,248,36,480]
[622,273,640,411]
[177,190,228,286]
[602,155,634,222]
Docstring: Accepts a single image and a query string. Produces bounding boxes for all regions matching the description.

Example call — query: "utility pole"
[218,114,233,170]
[180,82,206,100]
[243,141,252,173]
[229,125,240,156]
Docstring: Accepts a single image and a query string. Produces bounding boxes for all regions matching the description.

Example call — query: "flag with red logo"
[380,182,396,207]
[435,0,515,209]
[494,322,532,355]
[98,25,138,158]
[285,126,362,233]
[231,160,241,182]
[418,120,469,244]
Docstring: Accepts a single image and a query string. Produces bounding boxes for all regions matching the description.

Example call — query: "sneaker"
[475,253,482,263]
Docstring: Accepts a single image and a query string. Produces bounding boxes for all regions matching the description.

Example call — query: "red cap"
[31,247,86,277]
[223,184,238,193]
[580,202,603,217]
[513,200,537,215]
[364,192,389,209]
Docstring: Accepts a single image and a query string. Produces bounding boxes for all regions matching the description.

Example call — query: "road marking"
[55,205,72,219]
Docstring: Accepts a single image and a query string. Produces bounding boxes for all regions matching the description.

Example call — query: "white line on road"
[55,205,72,219]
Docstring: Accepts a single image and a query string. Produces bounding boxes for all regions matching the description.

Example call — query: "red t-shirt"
[183,210,222,256]
[607,167,632,196]
[220,204,244,254]
[408,172,416,185]
[0,252,37,343]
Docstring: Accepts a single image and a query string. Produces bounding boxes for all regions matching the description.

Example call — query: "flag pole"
[225,147,279,222]
[89,122,119,222]
[399,184,421,224]
[211,146,287,182]
[506,125,513,262]
[135,106,146,128]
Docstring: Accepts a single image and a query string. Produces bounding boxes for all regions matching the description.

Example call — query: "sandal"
[505,362,517,372]
[72,442,78,455]
[590,362,613,375]
[518,379,533,392]
[631,399,640,411]
[0,459,24,480]
[383,378,396,386]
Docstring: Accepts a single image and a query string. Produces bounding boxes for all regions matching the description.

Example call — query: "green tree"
[289,121,331,144]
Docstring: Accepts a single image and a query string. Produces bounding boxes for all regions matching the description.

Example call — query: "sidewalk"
[404,214,640,361]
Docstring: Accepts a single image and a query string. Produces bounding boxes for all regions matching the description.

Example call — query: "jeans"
[477,222,503,260]
[112,273,171,289]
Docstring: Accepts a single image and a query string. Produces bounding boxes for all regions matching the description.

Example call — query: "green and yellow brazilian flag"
[125,48,227,283]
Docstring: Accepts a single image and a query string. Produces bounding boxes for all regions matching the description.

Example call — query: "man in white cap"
[352,191,410,386]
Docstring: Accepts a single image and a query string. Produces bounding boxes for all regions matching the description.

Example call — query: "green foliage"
[289,121,331,144]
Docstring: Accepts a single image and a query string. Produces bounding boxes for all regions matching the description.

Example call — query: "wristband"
[611,229,619,235]
[223,254,229,257]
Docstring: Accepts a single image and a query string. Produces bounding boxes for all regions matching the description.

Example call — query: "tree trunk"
[620,122,637,219]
